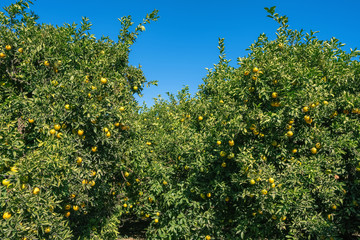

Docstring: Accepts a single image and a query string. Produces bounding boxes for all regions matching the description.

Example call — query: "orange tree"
[124,7,360,239]
[0,0,158,239]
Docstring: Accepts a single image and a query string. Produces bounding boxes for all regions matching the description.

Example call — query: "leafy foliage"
[1,1,359,240]
[0,0,158,239]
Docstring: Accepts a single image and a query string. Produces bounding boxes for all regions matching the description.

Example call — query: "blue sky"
[2,0,360,106]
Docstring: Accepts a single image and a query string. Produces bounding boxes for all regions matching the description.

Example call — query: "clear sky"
[2,0,360,106]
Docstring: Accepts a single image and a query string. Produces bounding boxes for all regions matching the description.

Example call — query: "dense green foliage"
[0,0,158,239]
[123,7,360,240]
[1,1,359,240]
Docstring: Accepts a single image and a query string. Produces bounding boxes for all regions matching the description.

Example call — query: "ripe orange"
[119,106,125,112]
[206,193,211,198]
[271,92,278,98]
[54,124,61,130]
[32,187,40,195]
[133,86,138,90]
[205,235,211,240]
[228,140,234,146]
[89,180,95,186]
[44,60,50,66]
[0,53,6,58]
[18,48,23,53]
[198,116,203,121]
[244,71,250,76]
[261,189,268,195]
[216,140,221,145]
[315,142,321,149]
[2,179,10,186]
[28,119,34,123]
[78,130,84,136]
[292,149,297,154]
[73,205,79,211]
[311,147,317,154]
[64,212,70,218]
[100,77,107,84]
[250,179,256,185]
[268,178,275,184]
[3,212,11,220]
[154,218,159,223]
[253,67,259,73]
[65,104,70,110]
[44,227,51,233]
[124,172,130,177]
[302,106,309,112]
[91,146,97,152]
[286,131,293,137]
[5,45,11,50]
[76,157,82,165]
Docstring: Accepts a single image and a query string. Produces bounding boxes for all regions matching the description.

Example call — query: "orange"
[32,187,40,195]
[198,116,203,121]
[271,92,278,98]
[76,157,82,165]
[5,45,11,50]
[44,60,50,66]
[253,67,259,73]
[228,140,234,146]
[0,52,6,58]
[268,178,274,184]
[133,86,138,90]
[2,179,10,186]
[3,212,11,220]
[311,147,317,154]
[100,77,107,84]
[250,179,256,185]
[54,124,61,130]
[78,130,84,136]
